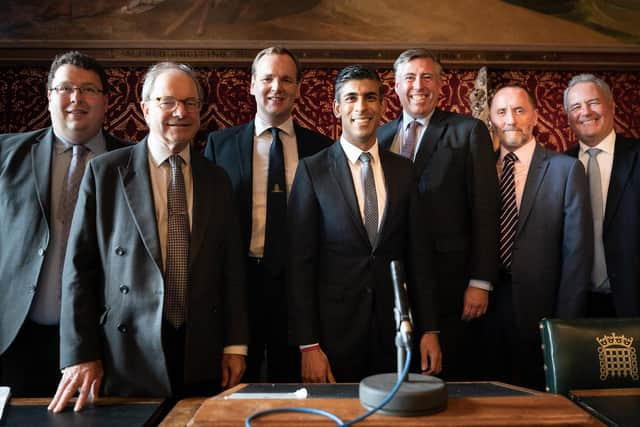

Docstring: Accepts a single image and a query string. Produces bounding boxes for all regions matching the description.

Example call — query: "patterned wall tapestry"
[1,66,638,152]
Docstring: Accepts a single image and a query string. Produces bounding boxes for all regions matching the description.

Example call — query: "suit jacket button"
[115,247,126,256]
[119,285,130,294]
[38,248,45,256]
[117,324,127,333]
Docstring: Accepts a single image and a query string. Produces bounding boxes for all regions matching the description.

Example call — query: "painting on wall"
[2,0,638,46]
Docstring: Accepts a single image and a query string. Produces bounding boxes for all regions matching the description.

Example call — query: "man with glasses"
[0,50,129,397]
[49,62,248,413]
[205,47,331,383]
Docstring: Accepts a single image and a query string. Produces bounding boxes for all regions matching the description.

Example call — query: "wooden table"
[2,397,165,426]
[570,388,640,427]
[160,382,604,426]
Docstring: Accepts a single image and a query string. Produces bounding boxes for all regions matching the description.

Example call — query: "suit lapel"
[604,135,638,233]
[328,143,371,246]
[375,151,394,249]
[294,124,314,158]
[189,151,211,267]
[413,109,446,174]
[31,129,55,223]
[378,118,401,151]
[517,144,549,235]
[118,140,162,270]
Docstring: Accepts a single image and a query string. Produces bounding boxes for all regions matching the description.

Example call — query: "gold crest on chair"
[597,332,639,381]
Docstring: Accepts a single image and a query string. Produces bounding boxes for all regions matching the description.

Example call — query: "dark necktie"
[359,152,378,246]
[164,155,190,328]
[499,152,518,271]
[587,148,608,290]
[400,120,420,160]
[263,127,287,274]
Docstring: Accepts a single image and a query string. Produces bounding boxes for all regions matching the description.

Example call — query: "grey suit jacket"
[59,140,248,396]
[507,144,592,341]
[0,127,128,354]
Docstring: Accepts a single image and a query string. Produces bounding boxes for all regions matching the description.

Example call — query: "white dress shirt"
[249,116,299,257]
[388,110,434,160]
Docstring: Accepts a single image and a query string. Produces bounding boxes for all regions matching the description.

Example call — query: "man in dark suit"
[565,74,640,317]
[377,49,498,380]
[484,85,591,390]
[204,47,331,382]
[0,51,129,397]
[287,65,441,383]
[49,62,248,413]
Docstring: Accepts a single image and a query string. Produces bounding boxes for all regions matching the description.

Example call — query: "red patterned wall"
[1,66,638,151]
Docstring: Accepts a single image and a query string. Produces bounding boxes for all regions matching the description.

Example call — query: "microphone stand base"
[359,373,447,417]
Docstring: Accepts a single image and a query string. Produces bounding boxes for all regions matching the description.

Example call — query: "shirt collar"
[254,115,294,138]
[499,137,536,166]
[578,129,616,156]
[402,110,434,130]
[54,130,105,155]
[339,136,381,166]
[147,136,191,169]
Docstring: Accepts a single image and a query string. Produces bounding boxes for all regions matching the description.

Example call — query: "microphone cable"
[244,348,412,427]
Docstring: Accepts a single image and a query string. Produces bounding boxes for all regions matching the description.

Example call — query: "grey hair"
[141,62,204,102]
[563,74,613,111]
[393,48,442,81]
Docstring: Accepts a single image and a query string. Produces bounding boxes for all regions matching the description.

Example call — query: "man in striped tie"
[482,85,592,390]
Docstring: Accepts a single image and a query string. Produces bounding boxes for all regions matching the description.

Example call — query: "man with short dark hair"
[205,46,331,382]
[287,65,440,383]
[49,62,248,412]
[565,73,640,317]
[378,48,498,381]
[0,51,129,396]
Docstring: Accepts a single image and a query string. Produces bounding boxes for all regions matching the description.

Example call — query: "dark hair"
[393,48,443,78]
[334,65,384,100]
[491,85,538,109]
[251,46,302,83]
[141,62,204,102]
[47,50,110,93]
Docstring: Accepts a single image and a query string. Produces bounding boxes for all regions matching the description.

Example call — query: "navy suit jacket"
[507,144,592,342]
[204,122,331,260]
[286,142,435,377]
[567,134,640,315]
[378,109,499,317]
[59,140,248,396]
[0,127,129,355]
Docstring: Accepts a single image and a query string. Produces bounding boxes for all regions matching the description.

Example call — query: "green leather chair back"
[540,318,640,395]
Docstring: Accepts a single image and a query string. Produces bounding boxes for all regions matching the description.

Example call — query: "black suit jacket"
[0,127,129,355]
[567,134,640,315]
[59,140,248,396]
[286,142,434,377]
[204,122,331,260]
[378,110,499,317]
[507,144,591,342]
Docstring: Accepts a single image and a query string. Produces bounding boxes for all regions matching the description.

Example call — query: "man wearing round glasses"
[49,62,248,413]
[0,51,129,397]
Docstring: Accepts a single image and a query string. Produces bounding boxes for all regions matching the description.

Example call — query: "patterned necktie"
[359,152,378,246]
[587,148,608,289]
[59,144,90,228]
[499,152,518,271]
[263,127,287,274]
[400,120,420,160]
[164,155,190,328]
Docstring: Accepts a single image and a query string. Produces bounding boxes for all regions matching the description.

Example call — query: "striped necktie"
[499,152,518,271]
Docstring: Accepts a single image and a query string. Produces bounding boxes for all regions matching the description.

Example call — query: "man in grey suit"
[287,65,440,383]
[564,74,640,317]
[377,49,498,380]
[483,85,591,390]
[0,51,129,396]
[49,62,248,412]
[205,47,331,382]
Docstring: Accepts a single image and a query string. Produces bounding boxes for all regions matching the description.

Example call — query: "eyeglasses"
[153,97,201,113]
[49,85,104,96]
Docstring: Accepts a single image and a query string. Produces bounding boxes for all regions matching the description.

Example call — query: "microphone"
[358,261,447,417]
[390,260,413,351]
